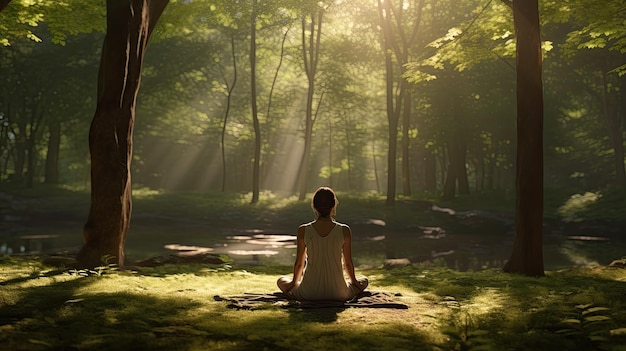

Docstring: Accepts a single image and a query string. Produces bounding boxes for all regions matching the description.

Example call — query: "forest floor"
[1,185,626,350]
[1,257,625,351]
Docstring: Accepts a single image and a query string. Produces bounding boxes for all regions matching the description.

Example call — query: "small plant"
[558,304,614,350]
[68,254,119,277]
[437,299,495,351]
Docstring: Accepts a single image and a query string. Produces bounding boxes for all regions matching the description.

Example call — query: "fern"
[558,304,614,350]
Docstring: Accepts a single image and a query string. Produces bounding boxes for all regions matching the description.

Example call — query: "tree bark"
[78,0,168,269]
[503,0,545,276]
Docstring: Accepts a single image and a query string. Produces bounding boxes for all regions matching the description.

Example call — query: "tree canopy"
[1,0,623,198]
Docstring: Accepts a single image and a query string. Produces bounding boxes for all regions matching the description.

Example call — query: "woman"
[277,187,368,301]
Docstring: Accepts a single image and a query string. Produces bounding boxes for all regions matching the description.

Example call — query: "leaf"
[561,318,582,324]
[610,328,626,336]
[28,339,52,347]
[65,298,84,304]
[584,315,611,322]
[582,307,610,315]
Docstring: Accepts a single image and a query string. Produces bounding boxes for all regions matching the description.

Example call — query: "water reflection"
[2,223,623,272]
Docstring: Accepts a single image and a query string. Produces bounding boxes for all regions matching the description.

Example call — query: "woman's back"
[291,223,353,301]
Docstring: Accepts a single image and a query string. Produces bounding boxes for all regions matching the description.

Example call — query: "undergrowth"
[1,256,625,351]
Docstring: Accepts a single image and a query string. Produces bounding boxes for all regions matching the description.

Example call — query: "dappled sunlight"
[163,243,214,256]
[261,109,304,193]
[131,186,163,198]
[3,257,626,350]
[558,191,601,220]
[463,288,507,315]
[559,242,601,267]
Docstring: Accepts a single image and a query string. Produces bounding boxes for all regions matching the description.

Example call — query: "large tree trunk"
[77,0,168,269]
[503,0,545,277]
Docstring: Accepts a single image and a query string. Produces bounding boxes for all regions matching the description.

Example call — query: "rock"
[608,259,626,268]
[383,258,412,268]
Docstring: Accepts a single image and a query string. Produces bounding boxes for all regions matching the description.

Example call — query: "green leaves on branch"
[0,0,105,46]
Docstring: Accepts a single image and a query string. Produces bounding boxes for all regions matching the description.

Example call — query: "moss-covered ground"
[1,257,625,351]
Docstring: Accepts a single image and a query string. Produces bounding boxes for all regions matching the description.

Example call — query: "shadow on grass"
[1,266,438,351]
[0,275,206,350]
[373,266,626,350]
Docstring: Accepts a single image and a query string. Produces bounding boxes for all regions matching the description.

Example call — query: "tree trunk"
[250,0,261,204]
[377,0,400,206]
[457,136,470,194]
[371,139,380,193]
[401,85,412,196]
[261,26,290,187]
[385,56,399,206]
[298,10,323,201]
[221,36,237,192]
[503,0,544,277]
[424,146,436,192]
[601,71,626,188]
[45,120,60,184]
[25,105,44,188]
[78,0,168,269]
[442,141,457,200]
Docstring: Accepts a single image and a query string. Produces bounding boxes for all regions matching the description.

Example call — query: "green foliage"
[1,0,625,200]
[558,189,626,222]
[558,304,615,351]
[0,0,105,46]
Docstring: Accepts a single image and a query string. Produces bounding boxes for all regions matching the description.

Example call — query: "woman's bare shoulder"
[336,222,351,232]
[298,221,315,229]
[335,221,349,227]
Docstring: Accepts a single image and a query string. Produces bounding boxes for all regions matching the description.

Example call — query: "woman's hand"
[284,280,297,295]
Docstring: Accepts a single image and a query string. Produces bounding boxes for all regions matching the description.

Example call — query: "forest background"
[1,0,624,202]
[1,1,626,350]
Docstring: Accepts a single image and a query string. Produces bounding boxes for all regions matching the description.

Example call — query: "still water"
[3,212,622,272]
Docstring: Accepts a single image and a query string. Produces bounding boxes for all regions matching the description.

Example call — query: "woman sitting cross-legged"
[277,187,368,301]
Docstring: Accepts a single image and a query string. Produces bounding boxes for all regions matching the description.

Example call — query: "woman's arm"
[342,225,361,288]
[291,226,307,283]
[280,226,307,294]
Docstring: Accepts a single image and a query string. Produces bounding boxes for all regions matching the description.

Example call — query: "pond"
[3,209,623,271]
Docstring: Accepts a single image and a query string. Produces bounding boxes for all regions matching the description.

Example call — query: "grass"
[1,256,625,351]
[2,184,626,349]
